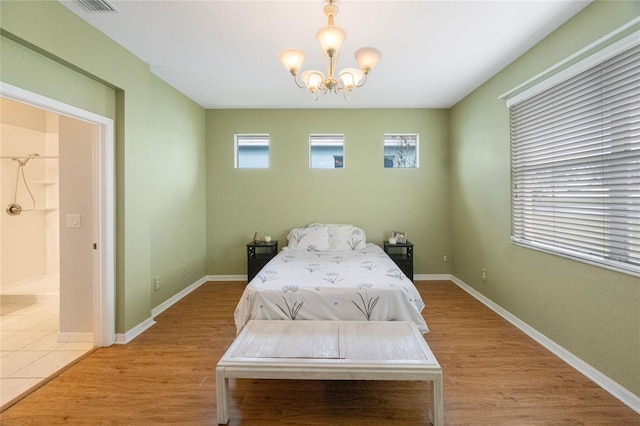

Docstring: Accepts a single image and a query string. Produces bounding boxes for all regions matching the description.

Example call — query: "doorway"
[0,83,115,408]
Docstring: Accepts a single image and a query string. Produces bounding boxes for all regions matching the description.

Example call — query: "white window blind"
[510,41,640,276]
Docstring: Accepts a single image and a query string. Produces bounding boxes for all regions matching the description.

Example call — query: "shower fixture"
[4,153,40,216]
[1,153,60,216]
[6,203,22,215]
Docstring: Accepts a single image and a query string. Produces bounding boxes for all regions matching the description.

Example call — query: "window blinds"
[236,134,270,147]
[510,42,640,275]
[309,134,345,146]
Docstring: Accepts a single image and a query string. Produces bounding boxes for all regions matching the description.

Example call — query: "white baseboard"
[116,277,213,344]
[115,276,240,344]
[414,274,451,281]
[206,273,448,282]
[57,332,93,343]
[151,276,210,318]
[449,275,640,414]
[115,317,155,344]
[204,274,246,282]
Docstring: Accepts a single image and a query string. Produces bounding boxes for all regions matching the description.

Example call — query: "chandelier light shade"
[279,0,381,100]
[355,47,382,73]
[339,68,364,90]
[301,70,325,92]
[279,48,306,74]
[316,25,346,56]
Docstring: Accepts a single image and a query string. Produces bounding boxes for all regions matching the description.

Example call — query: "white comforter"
[234,243,429,333]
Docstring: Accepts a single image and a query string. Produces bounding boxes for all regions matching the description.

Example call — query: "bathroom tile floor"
[0,296,93,409]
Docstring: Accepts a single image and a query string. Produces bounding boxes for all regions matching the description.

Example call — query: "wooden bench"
[216,320,443,425]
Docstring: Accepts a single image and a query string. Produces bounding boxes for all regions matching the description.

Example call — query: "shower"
[6,153,39,216]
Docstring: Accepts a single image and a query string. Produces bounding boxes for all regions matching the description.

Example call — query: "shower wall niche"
[0,98,59,295]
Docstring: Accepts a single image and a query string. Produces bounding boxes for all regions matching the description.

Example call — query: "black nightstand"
[247,241,278,282]
[383,240,414,281]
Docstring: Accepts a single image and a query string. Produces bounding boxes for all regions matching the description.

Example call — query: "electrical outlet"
[443,255,449,263]
[210,255,216,264]
[154,277,161,291]
[481,268,487,282]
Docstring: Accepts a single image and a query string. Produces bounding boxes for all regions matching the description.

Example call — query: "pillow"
[307,223,366,250]
[286,226,330,251]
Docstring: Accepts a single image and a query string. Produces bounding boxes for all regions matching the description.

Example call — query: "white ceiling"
[61,0,591,109]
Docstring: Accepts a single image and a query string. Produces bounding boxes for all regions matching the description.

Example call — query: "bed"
[234,224,429,334]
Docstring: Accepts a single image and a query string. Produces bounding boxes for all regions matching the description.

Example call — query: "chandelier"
[279,0,381,101]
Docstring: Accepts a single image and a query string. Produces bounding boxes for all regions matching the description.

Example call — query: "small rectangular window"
[384,134,418,168]
[235,134,269,168]
[310,134,344,169]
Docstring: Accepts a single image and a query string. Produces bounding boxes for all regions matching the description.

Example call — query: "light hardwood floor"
[1,280,638,425]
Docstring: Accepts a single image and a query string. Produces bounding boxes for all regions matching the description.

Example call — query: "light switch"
[66,213,81,228]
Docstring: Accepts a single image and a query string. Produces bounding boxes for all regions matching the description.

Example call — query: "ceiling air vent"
[76,0,119,13]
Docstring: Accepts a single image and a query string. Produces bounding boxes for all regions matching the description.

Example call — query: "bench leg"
[432,373,444,426]
[216,367,230,424]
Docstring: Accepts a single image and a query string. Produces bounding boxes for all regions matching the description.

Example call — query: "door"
[1,82,115,347]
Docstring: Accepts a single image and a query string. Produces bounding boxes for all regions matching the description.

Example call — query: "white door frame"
[1,82,115,347]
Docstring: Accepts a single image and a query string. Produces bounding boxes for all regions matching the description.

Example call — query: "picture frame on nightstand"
[392,231,407,244]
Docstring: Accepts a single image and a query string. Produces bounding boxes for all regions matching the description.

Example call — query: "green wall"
[206,109,452,276]
[449,1,640,397]
[0,1,207,333]
[2,0,637,404]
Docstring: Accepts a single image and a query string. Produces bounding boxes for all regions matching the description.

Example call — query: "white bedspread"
[234,243,429,333]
